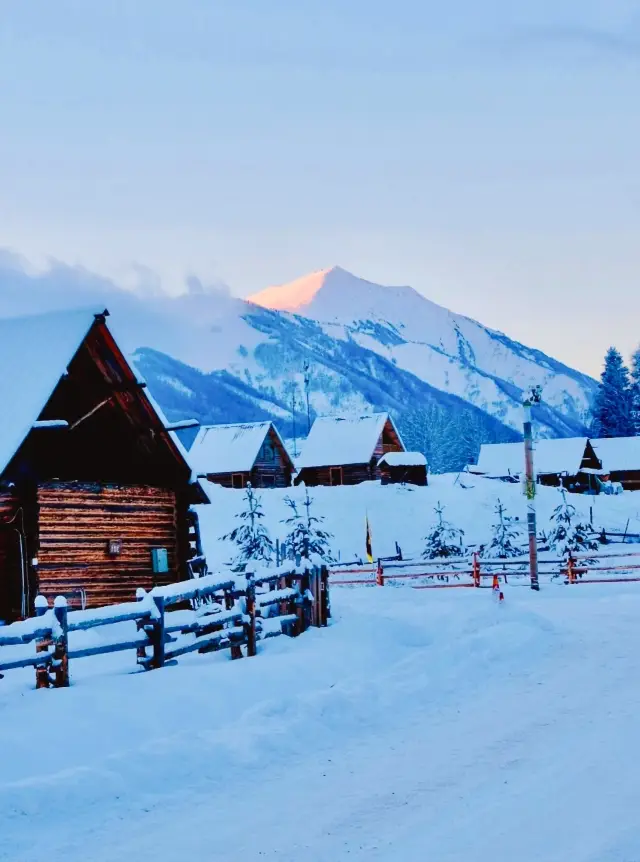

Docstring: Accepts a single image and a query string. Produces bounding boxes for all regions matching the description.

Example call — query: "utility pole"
[523,385,542,591]
[303,360,312,435]
[290,384,298,458]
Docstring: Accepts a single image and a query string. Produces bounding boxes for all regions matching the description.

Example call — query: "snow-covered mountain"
[249,266,596,437]
[0,254,597,471]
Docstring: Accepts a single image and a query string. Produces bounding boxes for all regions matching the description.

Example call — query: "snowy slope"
[3,582,640,861]
[250,266,596,435]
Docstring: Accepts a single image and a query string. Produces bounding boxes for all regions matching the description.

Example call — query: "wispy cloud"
[519,24,640,60]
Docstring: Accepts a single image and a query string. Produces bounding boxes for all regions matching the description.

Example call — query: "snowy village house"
[471,438,606,493]
[295,413,425,486]
[591,437,640,492]
[0,309,208,623]
[188,421,295,489]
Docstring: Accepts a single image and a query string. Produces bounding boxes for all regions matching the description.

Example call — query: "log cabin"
[0,308,208,623]
[295,413,405,487]
[591,437,640,492]
[378,451,428,486]
[188,421,294,489]
[470,438,606,493]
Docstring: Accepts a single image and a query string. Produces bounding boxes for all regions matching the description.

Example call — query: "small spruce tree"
[282,489,335,564]
[423,502,465,559]
[223,483,274,572]
[480,499,525,558]
[548,490,598,558]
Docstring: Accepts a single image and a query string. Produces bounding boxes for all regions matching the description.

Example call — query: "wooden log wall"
[36,483,180,608]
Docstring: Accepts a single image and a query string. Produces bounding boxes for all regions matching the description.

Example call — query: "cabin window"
[262,475,276,488]
[261,441,275,462]
[232,473,245,489]
[330,467,343,486]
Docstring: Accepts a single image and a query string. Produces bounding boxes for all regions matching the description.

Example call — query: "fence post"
[472,552,481,588]
[310,566,321,627]
[151,595,166,669]
[320,565,330,626]
[376,560,384,586]
[52,596,70,688]
[567,555,576,584]
[136,589,149,665]
[34,595,51,689]
[245,575,257,657]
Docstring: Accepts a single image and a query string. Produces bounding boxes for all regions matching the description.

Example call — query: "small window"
[330,466,343,486]
[261,441,275,462]
[232,473,245,489]
[262,475,276,488]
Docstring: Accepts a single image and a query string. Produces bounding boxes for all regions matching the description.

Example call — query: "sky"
[1,0,639,377]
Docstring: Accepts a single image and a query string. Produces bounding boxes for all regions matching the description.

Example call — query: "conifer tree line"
[592,345,640,438]
[223,488,602,572]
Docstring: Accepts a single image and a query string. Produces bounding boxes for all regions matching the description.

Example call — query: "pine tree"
[592,347,634,438]
[548,490,598,558]
[223,484,274,572]
[282,490,335,564]
[480,499,525,558]
[630,346,640,435]
[422,502,465,559]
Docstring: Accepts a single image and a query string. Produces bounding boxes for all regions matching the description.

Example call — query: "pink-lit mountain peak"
[248,265,425,323]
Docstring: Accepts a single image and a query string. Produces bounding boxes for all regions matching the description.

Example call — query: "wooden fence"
[0,564,330,688]
[330,551,640,589]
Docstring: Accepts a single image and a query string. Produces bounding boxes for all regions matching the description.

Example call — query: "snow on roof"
[297,413,405,470]
[0,307,105,476]
[591,437,640,473]
[378,451,427,467]
[189,421,286,475]
[475,437,590,477]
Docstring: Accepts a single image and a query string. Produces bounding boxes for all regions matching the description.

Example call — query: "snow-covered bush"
[548,490,598,558]
[422,502,465,559]
[223,483,274,572]
[480,499,525,559]
[281,489,335,564]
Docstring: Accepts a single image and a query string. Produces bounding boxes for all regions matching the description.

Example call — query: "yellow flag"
[366,516,374,564]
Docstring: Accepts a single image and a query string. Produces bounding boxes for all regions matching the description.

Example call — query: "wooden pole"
[244,575,257,657]
[523,394,540,591]
[472,552,480,588]
[34,595,51,689]
[151,595,166,669]
[53,596,70,688]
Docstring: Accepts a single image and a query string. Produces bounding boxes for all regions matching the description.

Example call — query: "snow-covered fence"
[330,552,640,589]
[0,564,330,688]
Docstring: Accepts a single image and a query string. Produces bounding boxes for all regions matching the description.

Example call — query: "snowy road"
[2,585,640,861]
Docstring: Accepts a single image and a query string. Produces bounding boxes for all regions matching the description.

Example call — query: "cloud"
[519,24,640,60]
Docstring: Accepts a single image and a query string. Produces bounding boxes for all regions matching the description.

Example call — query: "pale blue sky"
[1,0,639,375]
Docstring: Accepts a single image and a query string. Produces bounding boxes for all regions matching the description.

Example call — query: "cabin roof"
[591,437,640,473]
[474,437,590,477]
[188,421,290,475]
[0,307,207,500]
[378,451,427,467]
[297,413,405,470]
[0,307,105,476]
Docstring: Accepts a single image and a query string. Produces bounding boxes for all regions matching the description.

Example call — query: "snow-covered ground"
[198,474,640,568]
[2,583,640,861]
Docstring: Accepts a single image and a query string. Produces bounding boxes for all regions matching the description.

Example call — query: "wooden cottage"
[378,451,428,486]
[591,437,640,491]
[295,413,405,486]
[471,438,605,492]
[189,421,294,489]
[0,308,208,623]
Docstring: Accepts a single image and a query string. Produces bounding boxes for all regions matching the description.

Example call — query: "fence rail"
[329,552,640,590]
[0,563,330,688]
